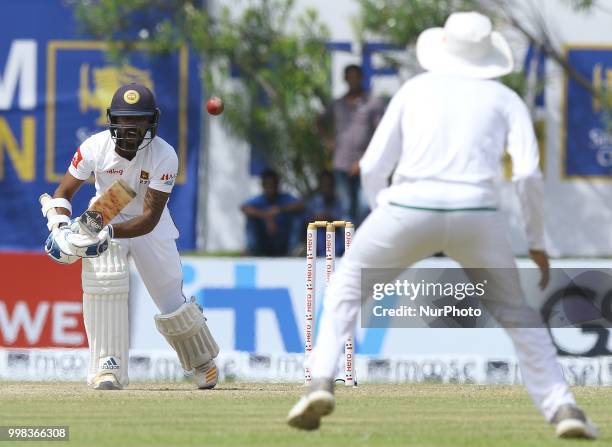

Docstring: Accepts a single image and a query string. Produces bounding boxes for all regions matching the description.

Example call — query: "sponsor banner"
[0,253,85,348]
[131,256,612,358]
[3,253,612,358]
[0,0,201,250]
[0,349,610,386]
[564,46,612,177]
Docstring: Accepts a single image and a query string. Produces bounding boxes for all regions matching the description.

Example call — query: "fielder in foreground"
[288,12,598,439]
[41,83,219,390]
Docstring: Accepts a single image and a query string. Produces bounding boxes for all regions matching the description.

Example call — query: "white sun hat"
[416,11,514,79]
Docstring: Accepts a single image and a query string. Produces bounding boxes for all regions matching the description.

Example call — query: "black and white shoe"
[287,379,335,430]
[552,404,598,439]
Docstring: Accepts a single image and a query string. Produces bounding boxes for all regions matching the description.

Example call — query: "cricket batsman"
[288,12,598,439]
[41,83,219,390]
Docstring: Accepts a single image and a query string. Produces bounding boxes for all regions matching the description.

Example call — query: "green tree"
[72,0,331,195]
[355,0,608,107]
[355,0,478,46]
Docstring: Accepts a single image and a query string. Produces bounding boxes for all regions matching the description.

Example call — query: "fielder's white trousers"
[310,204,575,421]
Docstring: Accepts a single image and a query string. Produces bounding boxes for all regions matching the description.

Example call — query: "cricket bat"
[39,179,137,235]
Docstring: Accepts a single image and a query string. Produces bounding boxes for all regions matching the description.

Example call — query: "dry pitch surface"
[0,382,610,446]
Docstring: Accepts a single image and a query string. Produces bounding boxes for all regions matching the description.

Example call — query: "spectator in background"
[319,64,385,226]
[306,171,348,256]
[241,169,304,256]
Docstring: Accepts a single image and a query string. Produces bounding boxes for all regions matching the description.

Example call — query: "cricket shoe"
[194,360,218,389]
[552,404,598,439]
[93,373,122,391]
[287,379,335,430]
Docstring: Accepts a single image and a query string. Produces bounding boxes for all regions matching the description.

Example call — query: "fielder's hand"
[529,249,549,290]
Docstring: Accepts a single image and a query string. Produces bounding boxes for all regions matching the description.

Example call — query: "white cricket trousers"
[310,203,575,421]
[114,229,185,314]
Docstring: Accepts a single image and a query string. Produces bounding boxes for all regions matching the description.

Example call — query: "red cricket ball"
[206,96,224,115]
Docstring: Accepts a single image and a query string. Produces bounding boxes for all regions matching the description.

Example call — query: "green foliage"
[354,0,599,104]
[565,0,596,10]
[72,0,331,195]
[355,0,517,94]
[355,0,479,45]
[355,0,532,97]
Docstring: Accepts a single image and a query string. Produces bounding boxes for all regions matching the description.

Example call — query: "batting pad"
[82,241,129,387]
[154,301,219,371]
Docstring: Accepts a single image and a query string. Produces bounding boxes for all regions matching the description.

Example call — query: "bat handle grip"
[39,193,52,207]
[40,193,69,231]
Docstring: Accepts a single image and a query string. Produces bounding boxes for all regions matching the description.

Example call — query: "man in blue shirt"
[241,169,304,256]
[319,65,385,226]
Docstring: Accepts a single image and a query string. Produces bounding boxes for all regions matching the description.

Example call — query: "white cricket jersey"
[360,72,544,248]
[68,130,179,238]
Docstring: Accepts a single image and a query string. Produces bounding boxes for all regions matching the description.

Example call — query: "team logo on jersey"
[123,89,140,104]
[71,147,83,168]
[161,173,177,186]
[139,170,150,184]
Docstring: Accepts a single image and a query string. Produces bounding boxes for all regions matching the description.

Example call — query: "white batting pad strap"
[46,214,71,231]
[81,241,129,387]
[82,242,129,294]
[41,197,72,216]
[155,302,220,371]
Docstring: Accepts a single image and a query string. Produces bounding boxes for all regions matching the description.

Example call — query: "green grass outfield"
[0,383,610,447]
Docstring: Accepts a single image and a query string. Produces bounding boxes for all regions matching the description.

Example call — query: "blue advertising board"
[0,0,201,250]
[565,46,612,177]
